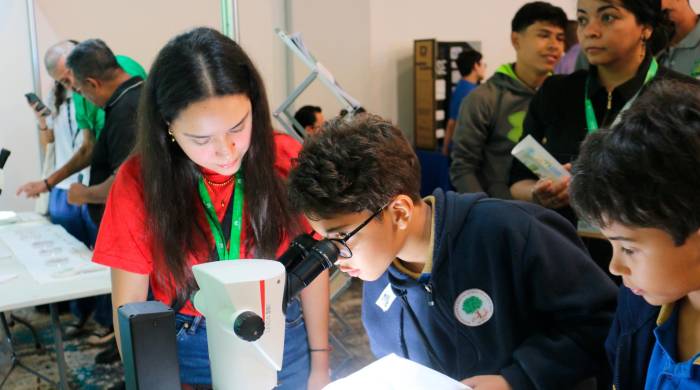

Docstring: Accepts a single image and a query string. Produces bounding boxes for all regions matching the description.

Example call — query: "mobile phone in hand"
[24,92,51,117]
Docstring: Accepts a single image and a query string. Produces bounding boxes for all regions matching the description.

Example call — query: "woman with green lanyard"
[91,28,330,389]
[509,0,695,274]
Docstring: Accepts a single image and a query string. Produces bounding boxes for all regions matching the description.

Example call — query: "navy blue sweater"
[605,286,659,390]
[362,189,618,389]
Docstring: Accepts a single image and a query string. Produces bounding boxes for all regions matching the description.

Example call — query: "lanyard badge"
[198,174,244,260]
[584,58,658,133]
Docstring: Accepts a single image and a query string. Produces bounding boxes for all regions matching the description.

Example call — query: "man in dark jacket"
[289,114,617,389]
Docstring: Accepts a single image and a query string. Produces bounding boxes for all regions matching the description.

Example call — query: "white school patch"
[376,283,397,312]
[454,289,494,327]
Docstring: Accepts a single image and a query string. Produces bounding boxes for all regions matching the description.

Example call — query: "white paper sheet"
[0,273,17,283]
[324,354,471,390]
[435,79,447,100]
[0,211,18,225]
[16,212,47,223]
[0,240,12,259]
[0,224,106,284]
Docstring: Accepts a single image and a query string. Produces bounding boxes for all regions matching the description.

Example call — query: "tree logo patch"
[454,289,493,327]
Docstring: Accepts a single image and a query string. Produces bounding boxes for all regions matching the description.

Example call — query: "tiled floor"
[328,279,375,379]
[0,279,373,389]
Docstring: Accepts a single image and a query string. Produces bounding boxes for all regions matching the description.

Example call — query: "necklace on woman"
[198,174,245,260]
[203,175,235,187]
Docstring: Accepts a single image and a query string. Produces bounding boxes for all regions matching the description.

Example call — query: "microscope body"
[192,260,286,390]
[119,234,337,389]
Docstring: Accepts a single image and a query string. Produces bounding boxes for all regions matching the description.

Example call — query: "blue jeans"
[49,188,97,247]
[175,298,310,388]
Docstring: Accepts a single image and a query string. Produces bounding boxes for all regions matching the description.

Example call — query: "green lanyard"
[585,58,658,133]
[198,174,244,260]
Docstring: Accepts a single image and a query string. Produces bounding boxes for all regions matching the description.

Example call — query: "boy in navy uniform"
[570,80,700,389]
[288,114,617,389]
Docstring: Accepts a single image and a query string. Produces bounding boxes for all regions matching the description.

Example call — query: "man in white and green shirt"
[17,41,146,198]
[658,0,700,78]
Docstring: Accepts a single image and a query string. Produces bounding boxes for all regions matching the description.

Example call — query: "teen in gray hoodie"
[450,2,566,199]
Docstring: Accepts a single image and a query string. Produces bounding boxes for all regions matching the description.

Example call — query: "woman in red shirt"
[93,28,330,389]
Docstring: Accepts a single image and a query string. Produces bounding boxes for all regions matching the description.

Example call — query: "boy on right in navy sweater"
[570,80,700,389]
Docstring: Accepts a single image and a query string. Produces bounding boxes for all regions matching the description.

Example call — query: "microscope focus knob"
[233,311,265,342]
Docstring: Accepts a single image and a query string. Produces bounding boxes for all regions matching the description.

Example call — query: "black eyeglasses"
[330,203,389,258]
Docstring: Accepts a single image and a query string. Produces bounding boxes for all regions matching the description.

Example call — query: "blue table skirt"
[416,149,454,197]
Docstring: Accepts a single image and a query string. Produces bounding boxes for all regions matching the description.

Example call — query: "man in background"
[17,40,146,204]
[659,0,700,77]
[294,105,325,136]
[442,49,485,155]
[65,38,144,365]
[450,1,566,199]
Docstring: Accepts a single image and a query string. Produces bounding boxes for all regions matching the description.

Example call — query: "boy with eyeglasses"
[288,114,618,389]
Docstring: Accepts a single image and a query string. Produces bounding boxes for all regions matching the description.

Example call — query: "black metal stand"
[6,314,42,350]
[49,303,69,389]
[0,311,57,388]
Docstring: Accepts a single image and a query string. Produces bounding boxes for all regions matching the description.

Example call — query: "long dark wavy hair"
[618,0,675,55]
[137,27,298,308]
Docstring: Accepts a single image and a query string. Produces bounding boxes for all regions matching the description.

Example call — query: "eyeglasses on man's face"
[329,203,389,258]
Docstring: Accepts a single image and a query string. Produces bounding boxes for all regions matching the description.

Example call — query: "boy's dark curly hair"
[570,80,700,245]
[288,114,421,219]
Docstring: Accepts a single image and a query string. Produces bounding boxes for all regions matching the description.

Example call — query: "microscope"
[0,149,10,195]
[119,234,339,390]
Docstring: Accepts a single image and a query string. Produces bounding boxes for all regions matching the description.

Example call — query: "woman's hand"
[27,101,49,128]
[531,163,572,209]
[307,366,331,390]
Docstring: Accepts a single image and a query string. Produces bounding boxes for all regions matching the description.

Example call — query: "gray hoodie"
[450,64,537,199]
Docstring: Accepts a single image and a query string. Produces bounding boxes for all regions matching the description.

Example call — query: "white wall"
[0,1,41,211]
[238,0,288,116]
[289,0,371,118]
[34,0,221,99]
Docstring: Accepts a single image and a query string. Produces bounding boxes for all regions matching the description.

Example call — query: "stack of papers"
[0,211,18,225]
[0,224,105,284]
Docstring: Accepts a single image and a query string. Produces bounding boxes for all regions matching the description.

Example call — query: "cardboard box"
[414,40,480,150]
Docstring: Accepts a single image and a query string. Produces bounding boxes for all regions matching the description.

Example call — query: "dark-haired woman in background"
[509,0,696,276]
[92,28,330,389]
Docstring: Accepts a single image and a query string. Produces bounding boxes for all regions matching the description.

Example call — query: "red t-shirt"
[93,133,304,316]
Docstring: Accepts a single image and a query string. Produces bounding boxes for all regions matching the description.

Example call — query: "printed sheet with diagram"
[0,223,107,284]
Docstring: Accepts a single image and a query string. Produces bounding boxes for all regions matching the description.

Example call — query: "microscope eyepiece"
[280,235,339,312]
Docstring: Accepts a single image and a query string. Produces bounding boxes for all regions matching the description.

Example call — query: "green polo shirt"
[658,16,700,78]
[73,55,147,139]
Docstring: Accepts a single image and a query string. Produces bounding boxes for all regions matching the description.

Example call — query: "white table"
[0,213,111,389]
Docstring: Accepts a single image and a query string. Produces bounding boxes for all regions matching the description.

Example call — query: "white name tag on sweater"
[376,283,396,312]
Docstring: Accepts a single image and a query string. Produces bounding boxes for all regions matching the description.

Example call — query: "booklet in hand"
[511,135,570,182]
